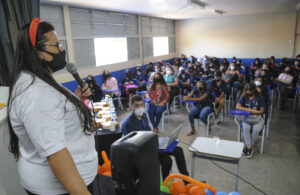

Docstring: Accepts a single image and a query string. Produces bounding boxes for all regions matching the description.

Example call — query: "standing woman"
[146,73,170,133]
[7,19,97,195]
[236,84,265,158]
[164,66,180,110]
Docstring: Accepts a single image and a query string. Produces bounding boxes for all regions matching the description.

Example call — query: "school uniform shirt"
[238,95,265,113]
[121,112,151,135]
[211,79,226,97]
[134,72,146,82]
[121,76,134,85]
[9,72,98,194]
[179,73,190,83]
[192,89,212,109]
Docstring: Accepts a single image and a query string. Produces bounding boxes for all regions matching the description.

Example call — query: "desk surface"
[189,137,244,159]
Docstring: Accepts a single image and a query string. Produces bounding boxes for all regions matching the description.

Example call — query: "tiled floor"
[118,102,300,195]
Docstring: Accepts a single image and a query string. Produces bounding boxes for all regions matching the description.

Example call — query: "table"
[102,89,120,93]
[95,128,122,165]
[230,110,250,141]
[189,137,244,192]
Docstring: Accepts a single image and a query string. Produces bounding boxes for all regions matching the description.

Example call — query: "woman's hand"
[158,102,165,107]
[75,83,91,99]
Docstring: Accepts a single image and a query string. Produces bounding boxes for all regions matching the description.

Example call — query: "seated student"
[254,75,269,125]
[251,58,262,80]
[164,66,180,109]
[174,63,180,75]
[134,64,147,91]
[277,66,296,110]
[210,71,226,119]
[236,84,265,158]
[178,69,192,95]
[149,64,162,82]
[86,75,102,102]
[183,81,213,136]
[121,95,189,180]
[121,69,137,107]
[146,73,170,133]
[194,64,205,77]
[226,63,243,103]
[221,58,229,68]
[102,70,119,96]
[145,62,154,77]
[204,64,217,79]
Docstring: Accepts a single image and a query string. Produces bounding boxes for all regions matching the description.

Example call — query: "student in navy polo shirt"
[178,69,192,95]
[210,71,226,119]
[134,64,147,91]
[121,95,189,180]
[183,81,213,136]
[236,83,265,158]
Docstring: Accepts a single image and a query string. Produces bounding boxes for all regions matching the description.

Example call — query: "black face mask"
[42,50,67,72]
[154,78,161,83]
[246,93,254,98]
[181,70,185,74]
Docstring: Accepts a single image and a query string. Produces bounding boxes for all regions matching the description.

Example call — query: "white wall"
[176,12,299,59]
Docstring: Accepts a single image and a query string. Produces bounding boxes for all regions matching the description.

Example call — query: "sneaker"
[243,147,248,155]
[245,148,254,159]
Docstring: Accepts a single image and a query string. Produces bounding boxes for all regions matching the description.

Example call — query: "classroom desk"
[189,137,244,192]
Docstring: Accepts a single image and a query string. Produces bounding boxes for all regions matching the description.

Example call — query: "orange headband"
[29,17,41,47]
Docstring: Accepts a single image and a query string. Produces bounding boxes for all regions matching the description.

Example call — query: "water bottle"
[109,97,113,107]
[105,94,110,103]
[111,116,116,132]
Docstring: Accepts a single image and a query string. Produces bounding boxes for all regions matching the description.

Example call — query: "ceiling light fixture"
[190,0,207,9]
[214,9,225,15]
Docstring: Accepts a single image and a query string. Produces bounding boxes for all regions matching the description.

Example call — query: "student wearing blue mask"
[121,95,189,180]
[236,84,265,158]
[183,81,213,136]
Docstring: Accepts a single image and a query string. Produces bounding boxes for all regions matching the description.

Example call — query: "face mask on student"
[254,80,262,86]
[230,66,235,70]
[135,107,145,116]
[155,68,160,73]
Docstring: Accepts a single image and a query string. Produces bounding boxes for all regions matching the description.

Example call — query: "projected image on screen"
[153,37,169,57]
[94,37,128,66]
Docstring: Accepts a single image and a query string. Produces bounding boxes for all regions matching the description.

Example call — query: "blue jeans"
[147,103,167,128]
[188,106,212,126]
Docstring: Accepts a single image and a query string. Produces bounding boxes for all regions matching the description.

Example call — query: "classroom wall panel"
[176,12,298,58]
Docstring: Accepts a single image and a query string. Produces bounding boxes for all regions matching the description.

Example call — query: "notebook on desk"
[158,125,182,150]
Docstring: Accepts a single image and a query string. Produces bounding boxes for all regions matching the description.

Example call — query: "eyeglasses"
[45,42,62,50]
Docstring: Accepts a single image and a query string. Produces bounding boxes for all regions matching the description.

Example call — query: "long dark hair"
[102,70,112,84]
[87,75,100,91]
[151,73,167,91]
[7,21,95,160]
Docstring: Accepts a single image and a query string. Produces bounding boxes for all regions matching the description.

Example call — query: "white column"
[63,6,75,63]
[138,16,144,65]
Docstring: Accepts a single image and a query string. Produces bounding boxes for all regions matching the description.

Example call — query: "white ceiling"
[41,0,300,20]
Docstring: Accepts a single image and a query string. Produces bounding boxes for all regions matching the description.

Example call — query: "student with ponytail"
[7,18,98,195]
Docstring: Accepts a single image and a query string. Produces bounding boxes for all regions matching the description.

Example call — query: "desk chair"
[237,116,266,155]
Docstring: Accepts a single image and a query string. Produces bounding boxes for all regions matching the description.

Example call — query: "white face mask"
[230,66,235,70]
[255,81,262,86]
[166,70,172,75]
[134,107,145,116]
[155,68,160,73]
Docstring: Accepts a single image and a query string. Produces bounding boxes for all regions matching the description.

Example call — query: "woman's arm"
[236,103,251,112]
[182,78,190,85]
[48,148,90,195]
[189,93,208,102]
[183,91,194,100]
[248,107,264,115]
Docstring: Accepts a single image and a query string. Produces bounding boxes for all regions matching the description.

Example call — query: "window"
[94,37,128,66]
[153,37,169,57]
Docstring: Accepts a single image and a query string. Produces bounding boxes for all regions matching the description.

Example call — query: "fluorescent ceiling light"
[189,0,207,9]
